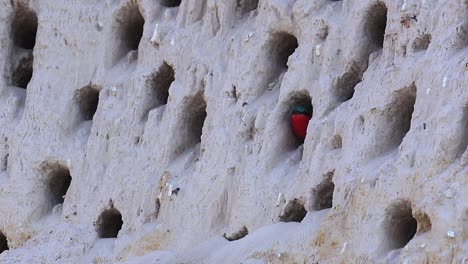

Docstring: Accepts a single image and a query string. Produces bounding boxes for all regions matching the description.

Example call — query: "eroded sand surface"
[0,0,467,263]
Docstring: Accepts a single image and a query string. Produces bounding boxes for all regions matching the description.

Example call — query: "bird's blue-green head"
[292,105,312,116]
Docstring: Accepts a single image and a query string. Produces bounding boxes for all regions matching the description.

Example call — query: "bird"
[291,105,312,142]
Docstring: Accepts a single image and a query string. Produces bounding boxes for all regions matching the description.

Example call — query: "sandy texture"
[0,0,467,263]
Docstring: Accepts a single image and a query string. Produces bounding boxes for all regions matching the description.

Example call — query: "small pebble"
[96,22,103,31]
[315,44,322,56]
[110,86,117,96]
[447,230,455,238]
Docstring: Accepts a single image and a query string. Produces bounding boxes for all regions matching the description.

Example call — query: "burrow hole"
[279,198,307,223]
[412,33,431,52]
[12,3,38,49]
[270,32,298,72]
[144,62,175,120]
[10,3,37,89]
[96,208,123,238]
[114,3,144,61]
[161,0,181,7]
[385,83,416,149]
[365,2,388,49]
[0,231,8,254]
[223,226,248,241]
[311,171,335,211]
[178,92,207,154]
[285,91,313,148]
[12,55,33,89]
[263,32,298,90]
[237,0,259,15]
[45,163,72,207]
[334,62,362,102]
[74,85,101,121]
[383,200,430,251]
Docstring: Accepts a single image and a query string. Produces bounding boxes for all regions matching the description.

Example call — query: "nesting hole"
[161,0,181,7]
[223,226,248,241]
[12,55,33,89]
[279,198,307,223]
[179,92,207,153]
[115,3,144,61]
[75,85,101,121]
[383,200,418,251]
[96,208,123,238]
[285,91,313,147]
[9,3,37,89]
[145,62,175,119]
[365,2,388,48]
[260,32,298,95]
[412,33,431,52]
[0,231,8,254]
[270,32,299,71]
[311,171,335,211]
[237,0,259,15]
[386,83,416,148]
[12,3,38,49]
[334,62,362,102]
[45,164,72,206]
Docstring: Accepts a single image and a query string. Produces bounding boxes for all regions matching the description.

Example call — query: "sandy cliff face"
[0,0,467,263]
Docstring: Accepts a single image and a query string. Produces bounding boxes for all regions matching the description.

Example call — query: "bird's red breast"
[291,114,310,141]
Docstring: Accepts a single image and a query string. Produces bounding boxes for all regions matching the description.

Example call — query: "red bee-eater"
[291,105,312,142]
